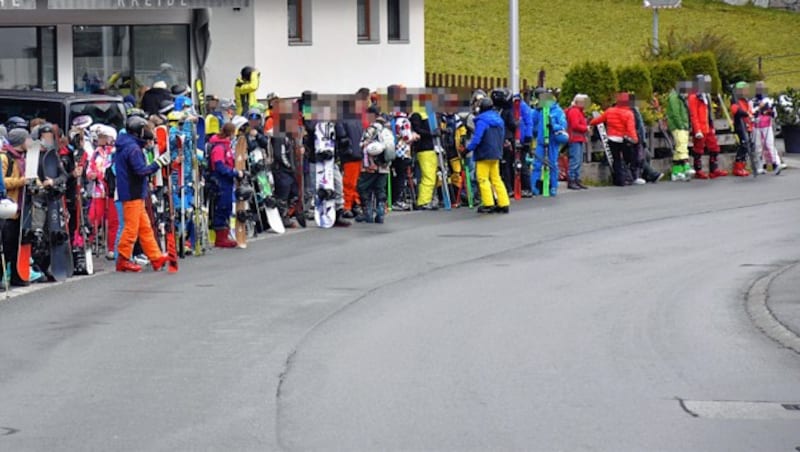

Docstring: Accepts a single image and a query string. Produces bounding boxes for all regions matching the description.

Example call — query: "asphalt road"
[1,168,799,451]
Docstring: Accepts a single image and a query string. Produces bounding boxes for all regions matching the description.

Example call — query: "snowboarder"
[207,122,244,247]
[467,97,510,214]
[115,116,173,272]
[688,75,728,179]
[335,98,365,219]
[1,128,32,286]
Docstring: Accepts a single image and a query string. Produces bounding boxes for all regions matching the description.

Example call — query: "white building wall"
[204,6,255,100]
[238,0,425,98]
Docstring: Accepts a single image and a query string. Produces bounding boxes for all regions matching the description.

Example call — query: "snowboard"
[513,97,522,200]
[234,129,249,247]
[313,122,336,229]
[250,144,284,234]
[592,111,616,185]
[17,140,41,283]
[155,125,179,273]
[425,101,452,210]
[43,149,71,281]
[72,141,93,275]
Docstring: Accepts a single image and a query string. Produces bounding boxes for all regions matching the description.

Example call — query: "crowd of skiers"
[0,64,787,286]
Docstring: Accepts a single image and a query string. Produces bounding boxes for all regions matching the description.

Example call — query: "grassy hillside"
[425,0,800,90]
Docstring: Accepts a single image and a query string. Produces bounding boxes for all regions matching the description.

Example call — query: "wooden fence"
[425,72,531,92]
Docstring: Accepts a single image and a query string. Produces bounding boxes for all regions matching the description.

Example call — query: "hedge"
[680,52,722,94]
[650,61,686,95]
[616,64,653,101]
[560,61,618,108]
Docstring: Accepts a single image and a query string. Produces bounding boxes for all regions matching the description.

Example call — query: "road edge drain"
[745,262,800,355]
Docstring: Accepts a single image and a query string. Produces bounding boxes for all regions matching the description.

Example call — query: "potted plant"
[777,88,800,153]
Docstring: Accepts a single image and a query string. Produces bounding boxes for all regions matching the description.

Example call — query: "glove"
[155,152,172,168]
[694,132,703,140]
[430,129,441,138]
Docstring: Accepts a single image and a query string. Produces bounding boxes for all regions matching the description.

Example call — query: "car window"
[0,99,64,128]
[69,101,126,131]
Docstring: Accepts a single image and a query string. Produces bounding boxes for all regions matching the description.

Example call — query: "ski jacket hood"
[208,134,237,182]
[466,110,505,161]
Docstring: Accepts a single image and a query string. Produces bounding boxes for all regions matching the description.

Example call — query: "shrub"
[560,61,618,108]
[650,60,686,95]
[642,30,757,92]
[680,52,722,94]
[616,64,653,100]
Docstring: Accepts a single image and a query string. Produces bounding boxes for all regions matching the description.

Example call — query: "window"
[388,0,409,42]
[0,27,58,91]
[73,25,189,100]
[288,0,312,44]
[358,0,379,43]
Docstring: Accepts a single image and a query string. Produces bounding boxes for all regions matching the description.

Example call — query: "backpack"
[379,125,396,164]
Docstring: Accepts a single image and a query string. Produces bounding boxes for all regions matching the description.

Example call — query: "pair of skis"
[425,101,451,211]
[155,126,179,273]
[591,111,615,185]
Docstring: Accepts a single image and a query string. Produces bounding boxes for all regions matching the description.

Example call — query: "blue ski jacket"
[531,103,568,145]
[466,110,505,161]
[520,101,534,143]
[115,133,160,202]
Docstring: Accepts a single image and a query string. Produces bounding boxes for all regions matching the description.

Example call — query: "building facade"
[0,0,425,102]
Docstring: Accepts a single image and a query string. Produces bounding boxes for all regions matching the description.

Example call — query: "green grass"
[425,0,800,90]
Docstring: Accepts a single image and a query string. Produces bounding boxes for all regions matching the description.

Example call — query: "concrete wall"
[205,6,255,100]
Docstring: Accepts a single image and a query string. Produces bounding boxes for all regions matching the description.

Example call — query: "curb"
[745,261,800,355]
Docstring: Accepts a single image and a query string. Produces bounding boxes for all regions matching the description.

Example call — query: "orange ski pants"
[118,199,162,261]
[342,161,362,211]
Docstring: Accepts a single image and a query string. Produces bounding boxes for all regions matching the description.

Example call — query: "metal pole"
[509,0,520,94]
[652,9,659,55]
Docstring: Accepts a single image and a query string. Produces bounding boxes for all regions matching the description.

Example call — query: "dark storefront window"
[0,27,58,91]
[73,24,189,99]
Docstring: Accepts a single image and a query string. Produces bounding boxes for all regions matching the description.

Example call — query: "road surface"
[1,170,799,451]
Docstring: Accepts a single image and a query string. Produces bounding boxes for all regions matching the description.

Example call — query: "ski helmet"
[241,66,255,81]
[125,116,149,139]
[37,123,55,137]
[158,100,175,115]
[490,88,512,108]
[170,84,189,97]
[478,97,494,113]
[235,183,255,202]
[72,115,93,129]
[167,111,185,123]
[0,198,18,220]
[246,108,264,122]
[232,115,248,133]
[127,108,146,119]
[533,87,547,99]
[5,116,28,131]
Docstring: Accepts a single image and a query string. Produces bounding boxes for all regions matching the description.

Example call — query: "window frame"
[0,26,58,91]
[289,0,312,46]
[387,0,409,44]
[357,0,380,44]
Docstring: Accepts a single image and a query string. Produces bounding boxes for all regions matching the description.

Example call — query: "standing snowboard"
[592,111,616,185]
[250,144,284,234]
[17,140,41,283]
[42,149,71,281]
[233,125,249,247]
[72,141,93,275]
[313,122,336,228]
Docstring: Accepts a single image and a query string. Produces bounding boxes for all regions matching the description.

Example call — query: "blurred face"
[208,99,219,111]
[40,132,55,148]
[575,98,587,108]
[248,118,261,130]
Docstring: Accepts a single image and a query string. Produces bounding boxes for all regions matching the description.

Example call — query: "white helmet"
[231,115,248,133]
[0,198,18,220]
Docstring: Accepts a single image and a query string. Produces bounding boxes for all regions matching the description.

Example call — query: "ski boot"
[335,209,352,227]
[477,205,495,214]
[374,203,386,224]
[355,205,374,223]
[732,161,750,177]
[214,227,237,248]
[116,257,142,273]
[151,255,169,272]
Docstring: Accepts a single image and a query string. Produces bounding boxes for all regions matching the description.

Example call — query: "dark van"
[0,90,127,132]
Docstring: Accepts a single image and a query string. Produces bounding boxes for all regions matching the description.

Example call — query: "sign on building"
[48,0,248,8]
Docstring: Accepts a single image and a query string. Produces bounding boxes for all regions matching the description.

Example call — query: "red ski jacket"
[566,106,589,143]
[688,93,713,135]
[589,106,637,142]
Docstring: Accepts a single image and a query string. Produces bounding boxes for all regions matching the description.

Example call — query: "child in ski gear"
[566,94,590,189]
[115,117,172,272]
[208,122,243,247]
[389,110,414,210]
[688,75,728,179]
[86,125,119,260]
[666,82,693,181]
[531,89,569,194]
[731,82,754,177]
[234,66,260,116]
[356,111,395,224]
[467,97,510,213]
[1,129,31,286]
[751,82,784,175]
[589,93,639,186]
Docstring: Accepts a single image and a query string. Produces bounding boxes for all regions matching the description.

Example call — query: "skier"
[32,124,69,280]
[1,128,32,286]
[409,99,437,210]
[666,81,693,181]
[688,74,728,179]
[234,66,260,116]
[438,107,467,207]
[565,94,590,189]
[532,89,570,194]
[589,93,640,186]
[518,92,535,198]
[335,97,365,218]
[86,125,119,260]
[356,110,395,224]
[467,97,509,214]
[115,116,173,272]
[208,122,244,247]
[731,81,754,177]
[490,88,516,192]
[751,82,784,175]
